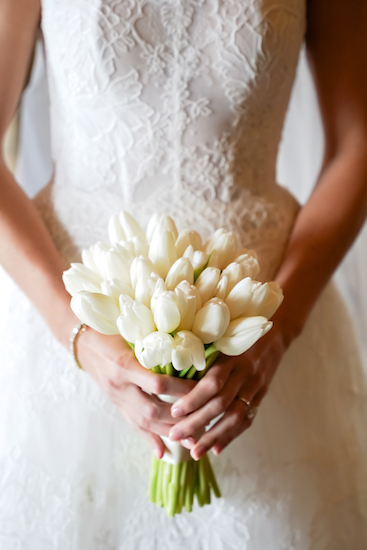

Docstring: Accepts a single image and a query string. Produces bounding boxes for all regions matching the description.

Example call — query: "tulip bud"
[150,290,182,333]
[183,245,209,273]
[108,214,126,243]
[172,330,206,371]
[119,211,146,242]
[234,252,260,278]
[225,277,261,319]
[195,267,221,304]
[71,291,120,335]
[130,256,157,289]
[175,229,202,256]
[221,262,245,295]
[149,229,178,279]
[176,280,202,311]
[215,316,273,356]
[98,244,133,285]
[131,235,149,257]
[146,213,178,243]
[204,228,237,270]
[135,331,174,369]
[63,263,102,297]
[192,297,230,344]
[101,278,134,302]
[117,299,156,343]
[81,242,110,274]
[165,257,194,290]
[251,281,284,318]
[215,275,228,300]
[134,273,160,307]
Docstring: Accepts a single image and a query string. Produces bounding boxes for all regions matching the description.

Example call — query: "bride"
[1,0,367,548]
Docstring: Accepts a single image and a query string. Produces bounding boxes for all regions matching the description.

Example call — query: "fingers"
[169,359,234,419]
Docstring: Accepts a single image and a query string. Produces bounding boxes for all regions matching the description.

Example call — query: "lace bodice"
[38,0,305,278]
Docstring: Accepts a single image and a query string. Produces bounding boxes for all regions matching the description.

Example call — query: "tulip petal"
[71,291,120,335]
[215,316,272,356]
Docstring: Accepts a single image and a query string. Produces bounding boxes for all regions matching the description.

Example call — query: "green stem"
[148,454,159,503]
[204,454,221,498]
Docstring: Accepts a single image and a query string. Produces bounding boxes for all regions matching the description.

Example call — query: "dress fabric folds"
[1,1,367,548]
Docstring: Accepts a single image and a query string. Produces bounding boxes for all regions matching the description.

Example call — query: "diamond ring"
[236,396,251,408]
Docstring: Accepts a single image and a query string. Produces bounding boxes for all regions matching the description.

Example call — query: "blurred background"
[1,37,367,369]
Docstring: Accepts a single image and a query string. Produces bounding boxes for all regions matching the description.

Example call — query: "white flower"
[172,331,206,371]
[225,278,283,319]
[150,289,182,333]
[71,291,120,335]
[148,229,178,279]
[204,228,237,270]
[175,229,202,257]
[225,277,261,319]
[108,211,145,243]
[117,298,156,342]
[192,297,230,344]
[183,245,209,272]
[176,280,202,311]
[134,273,160,307]
[81,241,110,274]
[101,278,134,301]
[62,263,102,297]
[221,262,245,295]
[195,267,221,304]
[146,213,178,243]
[215,275,228,300]
[234,252,260,278]
[165,257,194,290]
[130,256,157,289]
[135,331,174,369]
[98,244,133,285]
[215,317,273,355]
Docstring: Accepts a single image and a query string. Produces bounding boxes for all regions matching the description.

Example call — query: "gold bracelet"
[70,323,88,370]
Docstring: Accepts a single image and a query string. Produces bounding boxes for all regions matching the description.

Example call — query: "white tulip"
[176,280,202,311]
[81,241,110,274]
[192,297,230,344]
[146,213,178,243]
[221,262,245,295]
[215,316,273,356]
[108,214,126,243]
[165,257,194,290]
[135,331,174,369]
[119,211,146,242]
[98,244,133,284]
[225,277,261,319]
[148,229,178,279]
[183,245,209,272]
[175,229,202,256]
[234,252,260,278]
[71,291,120,335]
[251,281,284,318]
[204,228,237,270]
[172,331,206,371]
[150,289,182,333]
[195,267,221,304]
[130,256,157,289]
[134,273,160,307]
[62,263,102,297]
[131,235,149,257]
[101,278,134,302]
[215,275,228,300]
[117,299,156,342]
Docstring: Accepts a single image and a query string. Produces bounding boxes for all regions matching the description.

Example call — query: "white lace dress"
[1,1,367,548]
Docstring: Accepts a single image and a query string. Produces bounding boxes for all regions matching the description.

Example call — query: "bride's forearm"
[0,161,77,346]
[274,145,367,346]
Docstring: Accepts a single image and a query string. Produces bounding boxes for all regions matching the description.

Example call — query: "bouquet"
[63,211,283,516]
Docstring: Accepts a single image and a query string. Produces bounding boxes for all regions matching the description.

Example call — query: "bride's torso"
[37,0,306,279]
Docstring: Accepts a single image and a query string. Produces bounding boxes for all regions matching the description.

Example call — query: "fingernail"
[191,445,206,461]
[212,445,223,456]
[155,447,163,459]
[180,437,196,450]
[169,427,184,441]
[171,407,184,418]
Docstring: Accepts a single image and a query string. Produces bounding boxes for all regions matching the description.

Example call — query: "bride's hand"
[167,326,287,460]
[75,327,196,459]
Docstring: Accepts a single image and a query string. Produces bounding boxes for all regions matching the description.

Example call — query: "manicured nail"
[155,447,163,459]
[191,445,206,461]
[212,445,223,456]
[169,427,184,441]
[180,437,196,450]
[171,407,184,418]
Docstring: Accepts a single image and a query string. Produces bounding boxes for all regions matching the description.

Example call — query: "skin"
[0,0,367,461]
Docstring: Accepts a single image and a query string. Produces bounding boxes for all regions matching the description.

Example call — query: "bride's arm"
[0,0,193,458]
[168,0,367,458]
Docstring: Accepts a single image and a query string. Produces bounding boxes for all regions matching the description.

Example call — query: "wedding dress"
[1,0,367,548]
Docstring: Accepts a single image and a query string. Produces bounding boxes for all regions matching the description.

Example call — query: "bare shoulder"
[0,0,41,140]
